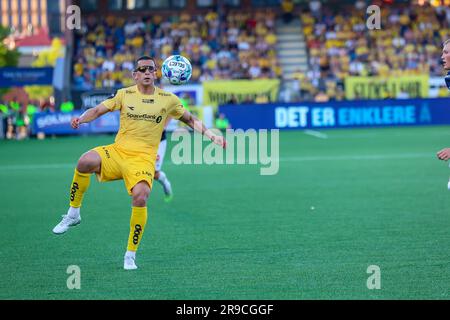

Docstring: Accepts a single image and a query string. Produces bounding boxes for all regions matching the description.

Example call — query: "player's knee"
[77,152,100,173]
[154,171,160,180]
[132,182,150,206]
[133,197,147,207]
[76,158,93,173]
[133,193,149,206]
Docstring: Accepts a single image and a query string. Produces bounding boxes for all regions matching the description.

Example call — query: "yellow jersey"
[102,85,185,154]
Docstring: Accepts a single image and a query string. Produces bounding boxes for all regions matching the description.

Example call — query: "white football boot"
[163,181,173,203]
[124,253,138,270]
[52,215,81,234]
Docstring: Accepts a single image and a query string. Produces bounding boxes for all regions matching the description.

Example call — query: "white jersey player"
[154,129,173,202]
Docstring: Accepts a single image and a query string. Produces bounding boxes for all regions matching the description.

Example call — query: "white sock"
[157,171,172,195]
[67,206,80,219]
[125,250,136,259]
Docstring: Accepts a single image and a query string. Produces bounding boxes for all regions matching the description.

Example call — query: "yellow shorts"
[92,144,156,195]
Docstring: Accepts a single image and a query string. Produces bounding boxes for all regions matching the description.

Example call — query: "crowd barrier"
[32,111,119,135]
[31,106,214,135]
[218,98,450,130]
[31,98,450,135]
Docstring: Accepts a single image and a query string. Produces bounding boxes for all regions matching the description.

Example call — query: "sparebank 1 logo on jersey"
[126,111,163,124]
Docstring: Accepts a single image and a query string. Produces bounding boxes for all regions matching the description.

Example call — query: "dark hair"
[135,56,156,67]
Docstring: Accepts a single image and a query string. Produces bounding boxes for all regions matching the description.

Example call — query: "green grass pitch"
[1,126,450,299]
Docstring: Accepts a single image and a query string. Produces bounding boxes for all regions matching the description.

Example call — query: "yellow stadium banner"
[345,75,429,100]
[203,80,280,106]
[171,105,214,129]
[175,105,204,127]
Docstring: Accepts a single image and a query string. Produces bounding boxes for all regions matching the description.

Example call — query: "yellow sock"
[69,169,91,208]
[127,207,148,252]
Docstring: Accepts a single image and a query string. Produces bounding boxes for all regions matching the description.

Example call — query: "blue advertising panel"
[33,111,90,135]
[32,98,450,135]
[219,98,450,130]
[32,111,120,135]
[0,67,54,87]
[89,112,120,133]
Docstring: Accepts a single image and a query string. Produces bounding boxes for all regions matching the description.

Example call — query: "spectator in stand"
[314,91,329,102]
[215,113,231,131]
[309,0,322,19]
[72,11,280,88]
[60,100,75,113]
[26,101,39,133]
[281,0,295,25]
[14,104,30,140]
[41,97,56,113]
[0,102,8,138]
[301,2,449,100]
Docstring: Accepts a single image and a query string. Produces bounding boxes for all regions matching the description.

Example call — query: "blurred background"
[1,0,450,138]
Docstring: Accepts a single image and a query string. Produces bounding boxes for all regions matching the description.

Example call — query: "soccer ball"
[161,55,192,85]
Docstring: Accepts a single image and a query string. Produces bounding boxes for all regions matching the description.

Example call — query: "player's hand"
[211,135,226,148]
[71,117,81,129]
[437,148,450,161]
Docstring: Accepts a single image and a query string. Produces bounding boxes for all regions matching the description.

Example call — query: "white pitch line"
[279,152,432,162]
[0,153,436,171]
[304,130,328,139]
[0,163,74,171]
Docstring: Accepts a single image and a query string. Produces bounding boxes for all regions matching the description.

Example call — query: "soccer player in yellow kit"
[52,56,226,270]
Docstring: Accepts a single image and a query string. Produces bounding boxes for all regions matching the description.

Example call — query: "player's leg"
[52,151,101,234]
[155,170,172,201]
[70,150,101,206]
[124,181,151,270]
[155,139,172,201]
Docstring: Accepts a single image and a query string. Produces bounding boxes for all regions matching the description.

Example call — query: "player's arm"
[71,104,110,129]
[163,116,171,129]
[437,148,450,161]
[179,110,226,148]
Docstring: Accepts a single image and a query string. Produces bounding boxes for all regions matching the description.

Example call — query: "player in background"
[154,90,194,202]
[52,56,226,270]
[437,39,450,161]
[155,127,173,202]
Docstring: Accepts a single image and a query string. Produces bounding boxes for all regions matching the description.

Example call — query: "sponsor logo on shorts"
[132,224,142,245]
[70,182,79,201]
[135,171,152,178]
[102,147,111,158]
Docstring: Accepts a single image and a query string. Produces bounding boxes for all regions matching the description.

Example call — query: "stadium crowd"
[4,2,450,141]
[72,10,282,90]
[71,2,450,102]
[297,1,450,101]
